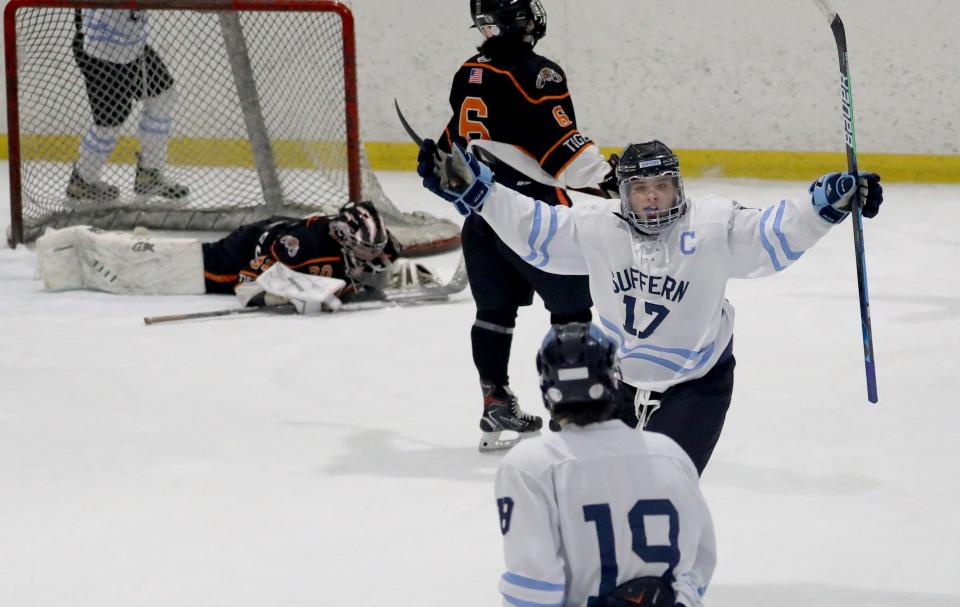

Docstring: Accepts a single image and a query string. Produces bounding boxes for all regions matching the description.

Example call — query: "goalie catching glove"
[417,139,495,216]
[236,263,346,314]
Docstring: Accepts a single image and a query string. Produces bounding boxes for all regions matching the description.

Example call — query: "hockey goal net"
[5,0,459,255]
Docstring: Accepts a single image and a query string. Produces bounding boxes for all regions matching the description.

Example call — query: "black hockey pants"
[613,339,736,475]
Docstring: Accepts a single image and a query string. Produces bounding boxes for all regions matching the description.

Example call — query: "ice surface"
[2,167,958,606]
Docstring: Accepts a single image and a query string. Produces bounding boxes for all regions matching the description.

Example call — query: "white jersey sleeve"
[725,196,832,278]
[554,143,610,190]
[674,510,717,607]
[494,461,568,607]
[478,183,590,275]
[81,9,149,64]
[468,140,611,193]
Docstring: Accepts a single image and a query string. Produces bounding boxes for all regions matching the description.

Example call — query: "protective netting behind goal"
[6,1,459,255]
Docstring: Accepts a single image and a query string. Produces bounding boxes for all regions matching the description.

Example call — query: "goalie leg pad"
[38,226,205,295]
[36,226,85,290]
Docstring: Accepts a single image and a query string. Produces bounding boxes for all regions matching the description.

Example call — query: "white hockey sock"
[138,88,176,169]
[76,124,121,182]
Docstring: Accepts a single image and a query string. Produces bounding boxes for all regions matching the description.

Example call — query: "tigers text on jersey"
[81,9,149,64]
[439,49,608,191]
[495,421,716,607]
[478,185,834,391]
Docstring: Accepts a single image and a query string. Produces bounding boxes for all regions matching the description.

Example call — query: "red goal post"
[4,0,459,254]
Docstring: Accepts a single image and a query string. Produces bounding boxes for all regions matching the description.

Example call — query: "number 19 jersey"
[494,421,716,607]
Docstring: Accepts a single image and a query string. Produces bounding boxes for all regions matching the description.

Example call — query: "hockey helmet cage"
[470,0,546,42]
[330,200,391,271]
[536,322,619,412]
[616,140,688,235]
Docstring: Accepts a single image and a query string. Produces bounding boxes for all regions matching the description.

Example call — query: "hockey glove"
[810,172,883,224]
[417,139,495,216]
[605,577,676,607]
[598,153,620,199]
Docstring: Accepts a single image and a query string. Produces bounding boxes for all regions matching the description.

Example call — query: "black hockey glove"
[810,172,882,224]
[417,139,495,216]
[605,576,675,607]
[598,153,620,199]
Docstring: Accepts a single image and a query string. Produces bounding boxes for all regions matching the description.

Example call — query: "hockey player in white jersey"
[69,9,187,202]
[495,322,715,607]
[418,139,883,473]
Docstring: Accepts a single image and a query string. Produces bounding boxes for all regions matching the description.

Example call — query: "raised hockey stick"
[812,0,878,403]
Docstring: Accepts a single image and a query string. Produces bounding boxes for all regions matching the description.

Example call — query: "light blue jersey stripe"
[600,316,716,374]
[759,206,784,271]
[502,594,563,607]
[502,572,565,592]
[772,200,804,261]
[524,201,544,263]
[534,206,558,269]
[618,347,714,373]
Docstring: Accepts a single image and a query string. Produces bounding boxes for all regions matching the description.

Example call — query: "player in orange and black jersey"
[437,0,618,450]
[439,9,613,205]
[201,201,401,297]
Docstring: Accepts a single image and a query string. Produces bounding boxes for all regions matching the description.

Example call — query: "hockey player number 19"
[583,500,680,607]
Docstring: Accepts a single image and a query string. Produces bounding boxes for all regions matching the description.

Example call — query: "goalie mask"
[471,0,546,43]
[329,201,394,274]
[616,141,687,235]
[536,323,619,413]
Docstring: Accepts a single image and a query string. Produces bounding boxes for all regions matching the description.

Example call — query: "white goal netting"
[7,2,459,255]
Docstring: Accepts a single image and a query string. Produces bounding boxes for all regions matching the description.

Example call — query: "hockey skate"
[66,167,120,205]
[478,382,543,452]
[134,155,189,200]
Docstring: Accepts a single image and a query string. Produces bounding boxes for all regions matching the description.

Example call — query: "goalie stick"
[144,294,454,326]
[812,0,878,403]
[143,257,468,326]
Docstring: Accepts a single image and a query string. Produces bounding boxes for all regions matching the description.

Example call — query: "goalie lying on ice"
[35,201,441,304]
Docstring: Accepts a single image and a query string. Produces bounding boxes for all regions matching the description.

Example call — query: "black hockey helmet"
[536,323,619,414]
[470,0,546,43]
[616,141,687,235]
[329,200,392,272]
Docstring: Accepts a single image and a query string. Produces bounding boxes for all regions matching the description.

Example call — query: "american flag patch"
[468,67,483,84]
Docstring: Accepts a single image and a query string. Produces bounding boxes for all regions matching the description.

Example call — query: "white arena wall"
[1,0,957,179]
